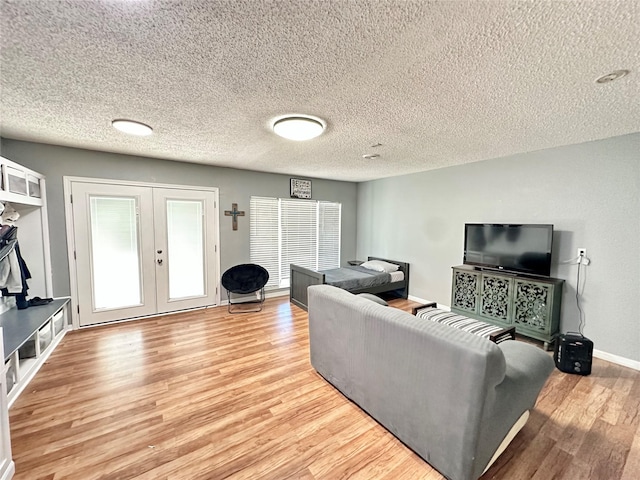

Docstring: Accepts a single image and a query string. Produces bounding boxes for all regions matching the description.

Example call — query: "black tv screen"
[463,224,553,277]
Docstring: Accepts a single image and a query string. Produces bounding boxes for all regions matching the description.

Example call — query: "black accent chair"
[221,264,269,313]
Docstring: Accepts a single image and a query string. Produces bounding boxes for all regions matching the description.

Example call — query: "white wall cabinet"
[0,156,52,302]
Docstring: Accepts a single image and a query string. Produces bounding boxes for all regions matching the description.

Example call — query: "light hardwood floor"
[8,296,640,479]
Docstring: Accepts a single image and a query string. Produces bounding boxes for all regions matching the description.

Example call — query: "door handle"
[157,258,163,265]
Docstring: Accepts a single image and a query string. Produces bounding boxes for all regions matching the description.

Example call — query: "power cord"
[562,251,589,337]
[576,259,584,335]
[559,255,581,265]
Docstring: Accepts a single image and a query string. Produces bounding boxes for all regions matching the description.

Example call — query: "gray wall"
[357,133,640,362]
[0,138,358,297]
[4,134,638,362]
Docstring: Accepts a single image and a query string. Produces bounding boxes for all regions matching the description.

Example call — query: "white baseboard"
[264,289,290,299]
[0,462,15,480]
[407,296,640,371]
[593,349,640,371]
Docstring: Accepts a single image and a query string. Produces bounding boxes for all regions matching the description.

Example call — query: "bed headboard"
[367,256,410,277]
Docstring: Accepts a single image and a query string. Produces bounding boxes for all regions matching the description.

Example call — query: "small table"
[348,260,364,266]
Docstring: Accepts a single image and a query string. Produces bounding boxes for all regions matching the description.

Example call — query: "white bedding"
[389,270,404,283]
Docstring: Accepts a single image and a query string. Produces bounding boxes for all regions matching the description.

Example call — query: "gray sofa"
[308,285,554,480]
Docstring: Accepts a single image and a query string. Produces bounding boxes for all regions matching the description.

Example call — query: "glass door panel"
[166,199,205,299]
[71,183,157,327]
[90,196,142,309]
[153,188,217,314]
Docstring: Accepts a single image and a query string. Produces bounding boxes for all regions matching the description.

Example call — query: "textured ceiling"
[1,0,639,182]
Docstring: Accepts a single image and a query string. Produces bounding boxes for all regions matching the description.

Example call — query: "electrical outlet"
[577,248,587,258]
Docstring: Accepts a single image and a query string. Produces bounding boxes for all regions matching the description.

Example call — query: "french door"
[68,180,219,327]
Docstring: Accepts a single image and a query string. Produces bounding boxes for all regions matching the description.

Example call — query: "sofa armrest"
[493,340,554,421]
[473,340,554,478]
[485,341,554,443]
[498,340,554,393]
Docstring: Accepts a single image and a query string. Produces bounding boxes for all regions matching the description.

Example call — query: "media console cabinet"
[451,265,563,350]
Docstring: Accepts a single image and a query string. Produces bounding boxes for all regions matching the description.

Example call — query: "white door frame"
[63,176,221,329]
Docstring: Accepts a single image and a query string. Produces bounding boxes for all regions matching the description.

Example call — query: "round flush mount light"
[111,119,153,136]
[595,69,630,84]
[272,115,325,141]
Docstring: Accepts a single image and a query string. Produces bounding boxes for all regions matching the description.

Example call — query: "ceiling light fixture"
[272,115,325,141]
[595,69,630,84]
[111,119,153,136]
[362,154,380,160]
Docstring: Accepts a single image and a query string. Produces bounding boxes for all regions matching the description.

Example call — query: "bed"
[289,257,409,311]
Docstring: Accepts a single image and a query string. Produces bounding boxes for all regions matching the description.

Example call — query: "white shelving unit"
[2,299,70,406]
[0,156,60,480]
[0,329,15,480]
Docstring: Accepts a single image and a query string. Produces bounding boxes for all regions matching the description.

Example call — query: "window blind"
[318,201,341,271]
[250,196,341,289]
[249,196,280,288]
[280,198,318,282]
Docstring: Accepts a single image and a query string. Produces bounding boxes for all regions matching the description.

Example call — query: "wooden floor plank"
[7,295,640,479]
[620,422,640,480]
[529,444,573,480]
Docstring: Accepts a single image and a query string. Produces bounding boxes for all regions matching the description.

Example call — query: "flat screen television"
[463,223,553,277]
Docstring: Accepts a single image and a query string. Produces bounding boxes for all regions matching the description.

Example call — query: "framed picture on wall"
[290,178,312,199]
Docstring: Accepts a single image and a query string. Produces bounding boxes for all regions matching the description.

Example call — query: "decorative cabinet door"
[452,269,480,314]
[479,274,512,324]
[512,280,552,334]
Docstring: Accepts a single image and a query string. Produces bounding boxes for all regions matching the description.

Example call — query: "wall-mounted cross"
[224,203,245,231]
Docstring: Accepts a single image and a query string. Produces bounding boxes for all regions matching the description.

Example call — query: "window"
[250,196,341,289]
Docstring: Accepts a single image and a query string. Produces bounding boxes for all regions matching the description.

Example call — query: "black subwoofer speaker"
[554,333,593,375]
